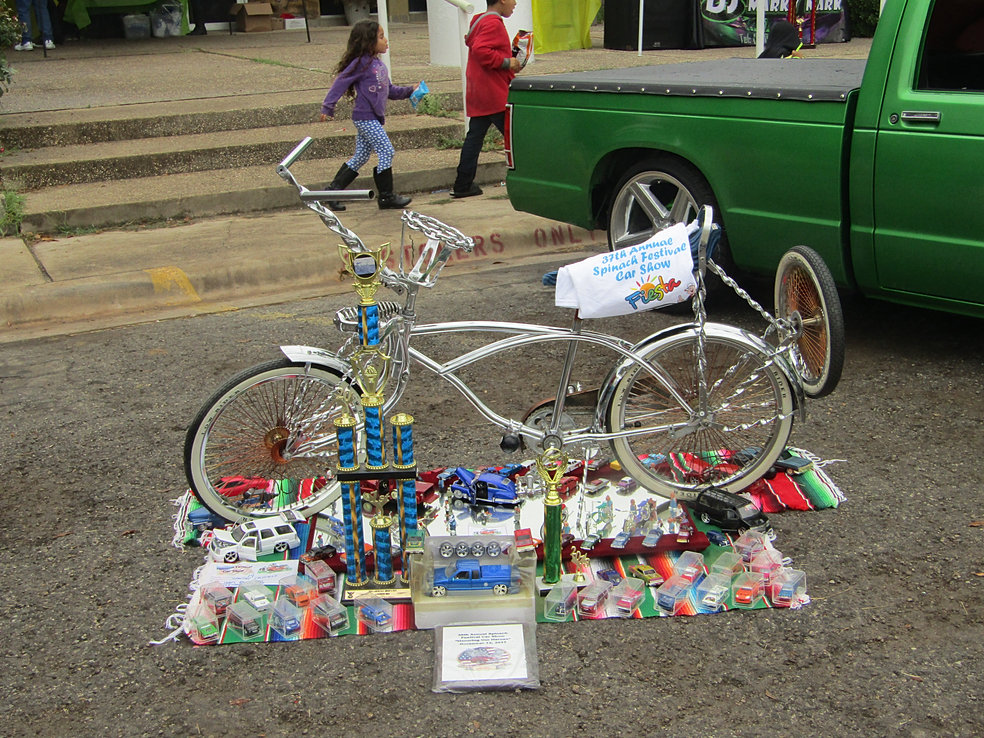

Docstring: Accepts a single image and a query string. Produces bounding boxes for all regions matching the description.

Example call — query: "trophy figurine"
[570,549,589,583]
[536,446,569,585]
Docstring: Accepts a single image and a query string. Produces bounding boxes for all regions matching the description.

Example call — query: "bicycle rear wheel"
[606,328,794,499]
[774,245,845,398]
[184,358,359,522]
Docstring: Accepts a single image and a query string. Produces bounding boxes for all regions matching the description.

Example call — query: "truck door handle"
[900,110,941,123]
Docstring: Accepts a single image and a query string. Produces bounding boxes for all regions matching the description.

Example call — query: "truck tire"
[493,584,509,595]
[432,585,447,597]
[608,156,716,251]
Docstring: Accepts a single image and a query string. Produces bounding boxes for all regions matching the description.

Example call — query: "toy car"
[450,467,520,508]
[700,583,730,610]
[597,569,623,585]
[616,476,638,494]
[227,601,264,639]
[611,531,631,549]
[688,487,773,537]
[705,530,731,547]
[734,582,761,605]
[582,480,609,496]
[239,583,272,612]
[359,603,391,628]
[303,559,337,596]
[578,580,613,617]
[580,533,601,550]
[285,583,314,608]
[312,595,349,632]
[514,528,536,552]
[187,505,230,533]
[641,527,664,547]
[299,542,338,566]
[208,511,304,563]
[615,584,644,616]
[628,564,664,587]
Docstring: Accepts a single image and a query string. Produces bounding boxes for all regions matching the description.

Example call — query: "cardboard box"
[270,16,285,30]
[230,2,273,32]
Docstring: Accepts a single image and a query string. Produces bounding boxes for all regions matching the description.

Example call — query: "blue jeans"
[16,0,54,43]
[453,111,505,192]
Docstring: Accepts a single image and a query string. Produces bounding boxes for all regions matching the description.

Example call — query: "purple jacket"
[321,56,413,124]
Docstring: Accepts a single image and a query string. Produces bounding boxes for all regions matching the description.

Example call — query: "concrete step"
[0,86,464,149]
[3,113,468,190]
[20,146,506,233]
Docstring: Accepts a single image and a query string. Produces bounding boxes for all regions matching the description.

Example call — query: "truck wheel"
[608,157,711,249]
[486,541,502,557]
[439,542,454,558]
[470,542,486,557]
[701,513,711,524]
[493,584,509,595]
[223,550,239,563]
[431,585,447,597]
[274,541,289,553]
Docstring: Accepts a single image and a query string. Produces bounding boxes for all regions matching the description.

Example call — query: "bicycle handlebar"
[300,190,375,203]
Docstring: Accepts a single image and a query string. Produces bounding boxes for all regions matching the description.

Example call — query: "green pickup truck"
[505,0,983,317]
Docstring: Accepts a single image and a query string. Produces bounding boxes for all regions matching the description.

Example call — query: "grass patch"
[414,94,459,120]
[1,189,24,236]
[436,130,504,151]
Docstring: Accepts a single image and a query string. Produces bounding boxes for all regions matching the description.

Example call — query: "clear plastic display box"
[612,577,645,617]
[655,574,692,615]
[695,573,732,612]
[410,535,536,629]
[731,571,766,609]
[543,582,578,622]
[770,568,807,607]
[311,594,349,635]
[577,579,613,619]
[227,600,266,640]
[354,594,394,633]
[270,598,303,638]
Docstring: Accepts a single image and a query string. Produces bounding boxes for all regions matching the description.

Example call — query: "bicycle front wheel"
[774,245,845,398]
[606,329,794,499]
[184,359,359,522]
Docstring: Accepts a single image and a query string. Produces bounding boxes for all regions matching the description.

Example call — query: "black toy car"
[688,487,773,537]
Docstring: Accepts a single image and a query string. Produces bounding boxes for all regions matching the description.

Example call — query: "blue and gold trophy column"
[334,413,368,586]
[391,413,416,584]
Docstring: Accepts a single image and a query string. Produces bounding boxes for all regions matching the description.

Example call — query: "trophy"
[332,243,417,594]
[536,446,569,585]
[570,549,589,584]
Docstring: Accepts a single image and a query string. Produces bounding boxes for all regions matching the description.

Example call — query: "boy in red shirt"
[451,0,523,199]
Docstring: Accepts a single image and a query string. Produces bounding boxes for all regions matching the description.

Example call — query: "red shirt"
[465,12,516,117]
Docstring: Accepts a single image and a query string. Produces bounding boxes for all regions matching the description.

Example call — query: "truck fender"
[597,322,805,422]
[278,345,352,378]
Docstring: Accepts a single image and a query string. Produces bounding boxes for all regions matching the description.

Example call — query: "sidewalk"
[0,23,872,341]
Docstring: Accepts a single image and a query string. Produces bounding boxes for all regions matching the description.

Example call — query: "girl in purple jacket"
[320,21,417,210]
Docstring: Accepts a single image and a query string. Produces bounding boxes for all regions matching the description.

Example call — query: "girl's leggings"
[346,119,395,172]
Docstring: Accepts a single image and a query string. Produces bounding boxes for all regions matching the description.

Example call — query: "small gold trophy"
[570,549,589,584]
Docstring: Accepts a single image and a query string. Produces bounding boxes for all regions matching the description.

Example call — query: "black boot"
[373,166,412,210]
[327,163,359,211]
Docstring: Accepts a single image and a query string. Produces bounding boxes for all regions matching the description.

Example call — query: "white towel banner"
[555,223,696,318]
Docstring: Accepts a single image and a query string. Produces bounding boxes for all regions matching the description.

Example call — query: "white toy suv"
[209,511,304,562]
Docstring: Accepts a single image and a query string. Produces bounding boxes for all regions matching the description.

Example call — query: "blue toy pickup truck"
[430,558,518,597]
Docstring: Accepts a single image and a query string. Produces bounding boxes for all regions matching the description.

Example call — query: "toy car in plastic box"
[303,559,336,596]
[227,601,264,639]
[312,595,349,633]
[578,580,613,617]
[358,603,391,629]
[239,583,272,612]
[284,581,315,608]
[613,579,644,616]
[430,558,518,596]
[201,582,233,616]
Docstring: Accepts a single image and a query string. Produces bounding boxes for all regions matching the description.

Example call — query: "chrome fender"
[279,345,352,378]
[596,322,805,426]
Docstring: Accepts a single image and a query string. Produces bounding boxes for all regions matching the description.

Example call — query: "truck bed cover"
[512,59,867,103]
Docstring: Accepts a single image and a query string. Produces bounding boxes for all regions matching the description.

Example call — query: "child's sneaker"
[14,41,34,51]
[44,40,55,49]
